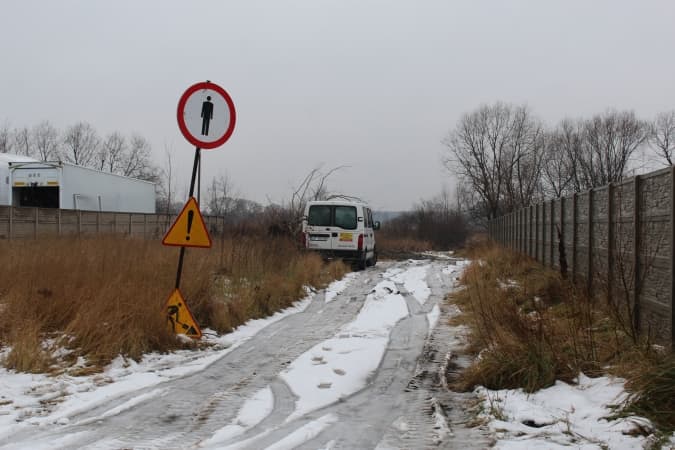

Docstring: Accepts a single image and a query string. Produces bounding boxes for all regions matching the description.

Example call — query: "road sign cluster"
[163,81,236,339]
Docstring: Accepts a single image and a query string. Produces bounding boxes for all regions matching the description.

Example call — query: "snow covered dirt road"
[0,258,489,449]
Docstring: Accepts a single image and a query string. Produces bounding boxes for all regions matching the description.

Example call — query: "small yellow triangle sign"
[162,197,212,248]
[165,288,202,339]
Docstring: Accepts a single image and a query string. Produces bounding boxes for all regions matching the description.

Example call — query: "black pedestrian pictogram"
[201,96,214,136]
[167,302,198,336]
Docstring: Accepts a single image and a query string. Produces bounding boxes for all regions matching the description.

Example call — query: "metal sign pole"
[175,147,202,289]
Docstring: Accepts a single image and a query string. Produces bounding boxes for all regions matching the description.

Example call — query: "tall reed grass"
[0,235,346,372]
[453,243,627,392]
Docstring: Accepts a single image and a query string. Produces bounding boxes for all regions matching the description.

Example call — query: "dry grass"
[451,243,630,393]
[0,235,347,371]
[623,356,675,433]
[376,234,432,259]
[452,242,675,434]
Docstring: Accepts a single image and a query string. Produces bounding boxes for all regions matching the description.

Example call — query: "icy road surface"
[0,258,489,449]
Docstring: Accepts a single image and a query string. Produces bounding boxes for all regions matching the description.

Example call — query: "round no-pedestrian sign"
[177,81,236,150]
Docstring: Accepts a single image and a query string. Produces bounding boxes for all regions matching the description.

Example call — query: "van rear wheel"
[357,251,367,271]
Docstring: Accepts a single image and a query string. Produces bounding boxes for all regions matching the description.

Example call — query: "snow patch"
[265,414,338,450]
[200,387,274,448]
[281,279,409,420]
[324,273,356,303]
[387,264,432,305]
[427,304,441,338]
[477,374,652,449]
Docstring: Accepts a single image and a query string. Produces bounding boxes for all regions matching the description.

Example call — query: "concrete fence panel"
[489,167,675,346]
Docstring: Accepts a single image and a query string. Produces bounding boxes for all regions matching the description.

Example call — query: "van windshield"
[334,206,357,230]
[308,205,332,226]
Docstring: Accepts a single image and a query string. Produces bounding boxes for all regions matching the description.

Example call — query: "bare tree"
[578,110,648,187]
[98,132,127,172]
[207,173,236,217]
[443,102,543,221]
[541,120,584,198]
[13,127,33,157]
[0,122,13,154]
[649,110,675,166]
[503,105,546,209]
[32,121,60,161]
[122,134,155,179]
[62,122,99,166]
[156,145,178,215]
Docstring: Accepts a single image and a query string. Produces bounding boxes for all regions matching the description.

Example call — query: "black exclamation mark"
[186,210,194,241]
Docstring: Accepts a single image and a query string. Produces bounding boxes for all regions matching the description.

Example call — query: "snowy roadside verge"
[0,283,336,437]
[446,258,675,449]
[475,374,662,449]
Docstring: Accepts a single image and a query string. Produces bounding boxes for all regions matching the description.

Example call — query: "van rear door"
[306,204,333,251]
[331,205,358,251]
[306,204,359,252]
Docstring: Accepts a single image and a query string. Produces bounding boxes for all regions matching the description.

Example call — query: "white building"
[0,153,155,213]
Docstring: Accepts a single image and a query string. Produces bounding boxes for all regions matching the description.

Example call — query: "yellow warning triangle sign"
[162,197,212,248]
[165,288,202,339]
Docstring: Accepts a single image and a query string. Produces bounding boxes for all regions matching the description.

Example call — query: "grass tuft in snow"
[623,355,675,433]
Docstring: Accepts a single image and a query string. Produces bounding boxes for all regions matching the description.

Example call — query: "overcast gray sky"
[2,1,674,210]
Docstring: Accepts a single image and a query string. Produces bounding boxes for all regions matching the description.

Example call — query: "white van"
[302,200,380,269]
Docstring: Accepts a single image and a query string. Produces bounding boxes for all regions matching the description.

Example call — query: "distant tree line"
[382,188,468,249]
[0,120,159,182]
[443,103,675,224]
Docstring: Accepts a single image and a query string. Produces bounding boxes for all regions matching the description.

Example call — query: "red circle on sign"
[177,81,236,150]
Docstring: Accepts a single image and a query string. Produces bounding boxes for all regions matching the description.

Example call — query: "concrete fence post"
[518,208,527,254]
[510,213,513,248]
[670,166,675,348]
[671,166,675,345]
[34,208,38,239]
[634,175,641,336]
[528,205,532,257]
[572,193,577,284]
[511,211,514,249]
[560,197,565,274]
[588,189,593,294]
[525,207,528,255]
[511,212,515,249]
[539,202,543,263]
[608,183,614,305]
[8,206,12,240]
[550,200,555,267]
[520,208,527,255]
[534,204,541,261]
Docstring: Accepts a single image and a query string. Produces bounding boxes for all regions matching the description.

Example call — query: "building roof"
[0,153,40,165]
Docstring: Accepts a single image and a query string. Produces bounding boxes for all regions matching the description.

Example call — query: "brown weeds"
[452,243,621,393]
[0,235,346,370]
